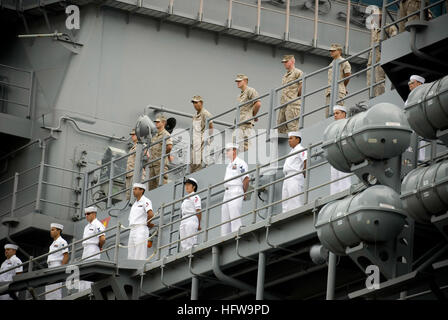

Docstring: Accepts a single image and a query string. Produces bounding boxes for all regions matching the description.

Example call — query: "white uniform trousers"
[330,166,351,195]
[78,244,101,292]
[179,215,199,251]
[221,186,244,236]
[282,173,304,213]
[191,127,203,171]
[45,261,63,300]
[82,244,101,260]
[127,225,149,260]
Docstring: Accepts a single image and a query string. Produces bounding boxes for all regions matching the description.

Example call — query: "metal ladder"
[167,180,185,255]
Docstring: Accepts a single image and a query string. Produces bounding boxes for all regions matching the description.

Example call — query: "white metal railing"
[0,36,416,220]
[82,40,382,213]
[137,0,371,55]
[0,63,34,120]
[0,146,85,219]
[381,0,447,39]
[1,133,446,300]
[1,133,443,273]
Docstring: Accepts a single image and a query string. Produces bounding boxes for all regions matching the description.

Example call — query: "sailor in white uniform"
[330,105,352,195]
[179,177,202,250]
[404,75,425,107]
[405,75,426,162]
[79,206,106,291]
[0,244,23,300]
[282,131,307,213]
[46,223,69,300]
[128,183,154,260]
[221,143,249,236]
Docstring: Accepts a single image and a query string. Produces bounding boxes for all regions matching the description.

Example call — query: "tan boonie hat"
[154,114,167,122]
[281,55,294,62]
[130,128,136,135]
[235,74,248,82]
[191,95,203,103]
[329,43,342,51]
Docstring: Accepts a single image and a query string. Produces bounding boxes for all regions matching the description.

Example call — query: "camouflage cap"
[329,43,342,51]
[235,74,248,82]
[154,114,167,122]
[191,95,203,103]
[281,55,294,62]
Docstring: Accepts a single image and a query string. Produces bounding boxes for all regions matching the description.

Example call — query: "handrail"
[204,40,376,135]
[155,141,344,255]
[0,141,321,280]
[0,158,83,219]
[147,105,233,127]
[149,130,446,258]
[84,127,191,208]
[232,0,370,34]
[1,140,444,298]
[382,0,447,36]
[0,63,33,119]
[0,224,120,277]
[1,9,388,223]
[41,116,127,142]
[3,3,448,298]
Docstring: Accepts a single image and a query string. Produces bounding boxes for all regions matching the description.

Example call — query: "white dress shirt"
[0,255,23,282]
[129,195,153,226]
[224,157,249,188]
[47,236,68,266]
[181,193,201,219]
[283,143,307,177]
[82,218,106,247]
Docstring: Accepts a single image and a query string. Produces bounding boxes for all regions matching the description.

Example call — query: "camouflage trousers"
[399,0,423,33]
[148,163,168,191]
[190,140,204,173]
[233,124,254,152]
[367,49,386,97]
[190,163,202,173]
[277,102,301,134]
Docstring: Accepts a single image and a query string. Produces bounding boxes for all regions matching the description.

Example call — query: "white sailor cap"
[333,105,347,113]
[84,206,97,214]
[225,143,238,150]
[288,131,302,139]
[184,177,198,191]
[51,223,64,230]
[184,177,198,185]
[4,244,18,250]
[410,75,425,84]
[133,182,146,190]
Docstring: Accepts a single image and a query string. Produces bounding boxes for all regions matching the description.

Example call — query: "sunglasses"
[85,212,94,216]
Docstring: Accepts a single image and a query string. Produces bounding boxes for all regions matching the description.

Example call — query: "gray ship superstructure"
[0,0,447,300]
